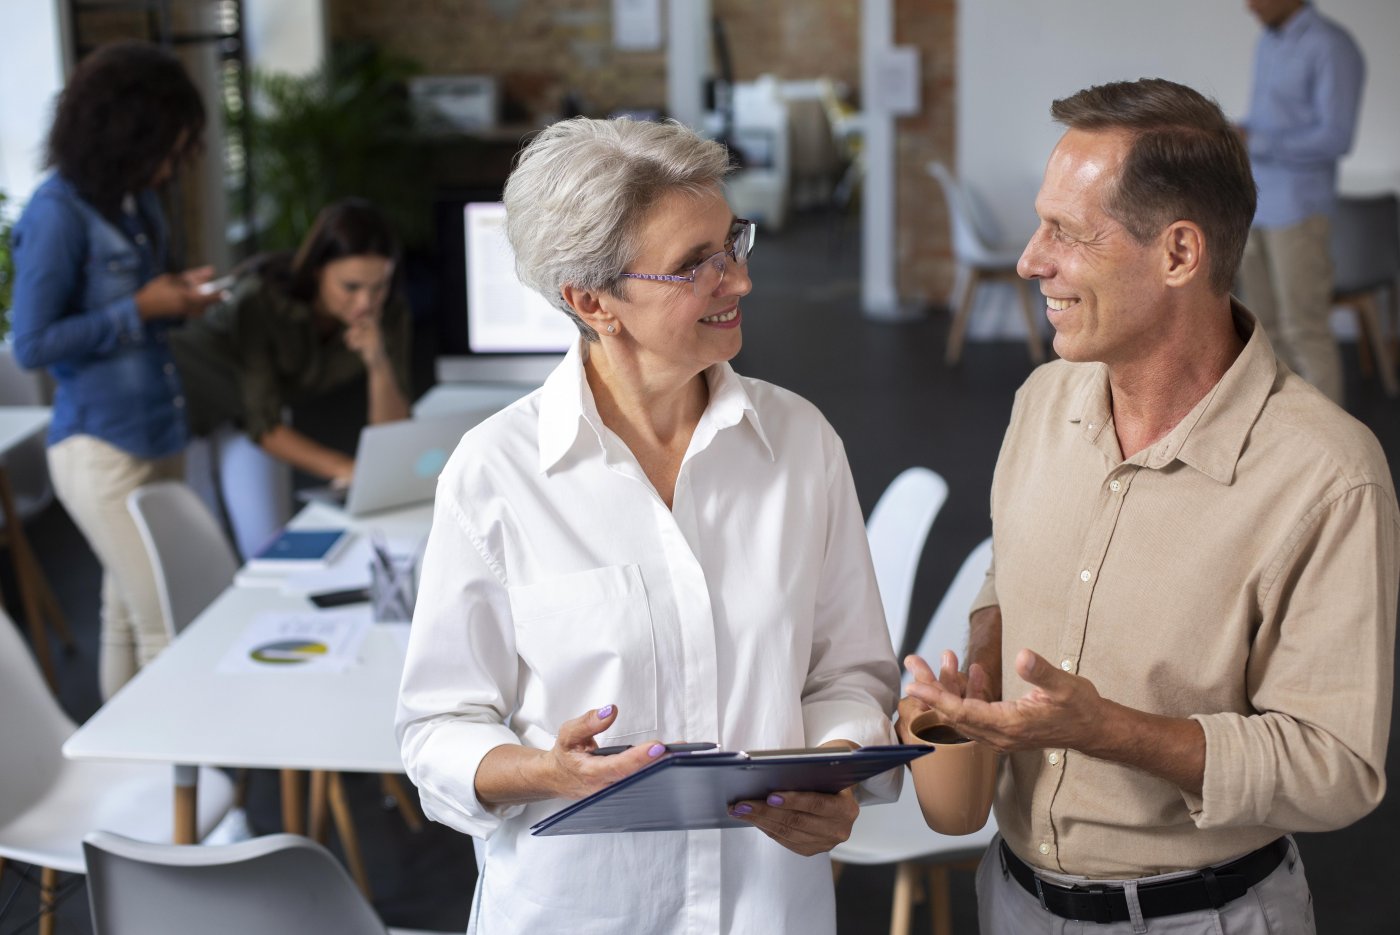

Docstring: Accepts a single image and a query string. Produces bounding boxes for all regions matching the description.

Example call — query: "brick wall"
[327,0,954,304]
[895,0,956,308]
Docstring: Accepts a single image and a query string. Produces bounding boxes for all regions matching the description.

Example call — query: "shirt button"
[1060,658,1073,671]
[135,233,148,245]
[1109,479,1122,492]
[1039,842,1051,855]
[173,396,186,408]
[1048,752,1060,766]
[1079,569,1092,582]
[108,260,121,271]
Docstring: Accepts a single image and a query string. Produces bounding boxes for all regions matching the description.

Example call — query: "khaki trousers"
[48,435,185,699]
[977,835,1315,934]
[1238,216,1342,405]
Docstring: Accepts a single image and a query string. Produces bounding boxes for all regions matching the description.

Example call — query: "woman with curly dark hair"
[10,41,222,697]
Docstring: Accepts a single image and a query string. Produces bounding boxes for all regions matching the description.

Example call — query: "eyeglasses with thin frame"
[618,219,756,297]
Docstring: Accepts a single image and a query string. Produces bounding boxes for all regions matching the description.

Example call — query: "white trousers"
[48,435,184,699]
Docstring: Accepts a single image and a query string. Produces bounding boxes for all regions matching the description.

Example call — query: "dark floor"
[3,207,1397,933]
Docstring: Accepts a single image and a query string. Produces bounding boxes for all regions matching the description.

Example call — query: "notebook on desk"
[298,410,496,516]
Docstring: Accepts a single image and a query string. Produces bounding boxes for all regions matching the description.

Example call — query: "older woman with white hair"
[396,117,898,935]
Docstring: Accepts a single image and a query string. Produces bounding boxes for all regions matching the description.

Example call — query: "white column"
[666,0,710,132]
[860,0,916,320]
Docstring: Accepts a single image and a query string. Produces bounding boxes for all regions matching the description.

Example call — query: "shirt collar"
[536,339,774,474]
[1272,3,1317,38]
[1067,301,1279,484]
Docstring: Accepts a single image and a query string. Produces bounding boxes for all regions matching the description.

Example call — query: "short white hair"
[503,117,732,342]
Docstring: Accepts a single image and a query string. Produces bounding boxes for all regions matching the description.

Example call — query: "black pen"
[590,742,718,757]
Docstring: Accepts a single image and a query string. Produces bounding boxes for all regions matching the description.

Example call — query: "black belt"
[1001,838,1288,923]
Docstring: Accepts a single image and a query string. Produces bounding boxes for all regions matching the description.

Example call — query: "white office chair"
[867,467,949,654]
[84,830,450,935]
[0,611,234,935]
[127,481,422,893]
[127,481,240,638]
[833,537,997,935]
[928,161,1044,366]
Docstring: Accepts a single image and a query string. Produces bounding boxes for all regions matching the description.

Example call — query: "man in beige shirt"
[901,78,1398,933]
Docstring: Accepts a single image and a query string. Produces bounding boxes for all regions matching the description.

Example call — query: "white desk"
[0,406,70,689]
[63,500,434,849]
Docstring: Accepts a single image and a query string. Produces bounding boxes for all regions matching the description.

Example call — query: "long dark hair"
[256,198,400,304]
[45,41,205,217]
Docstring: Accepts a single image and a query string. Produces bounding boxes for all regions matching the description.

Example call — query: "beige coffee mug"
[906,709,998,835]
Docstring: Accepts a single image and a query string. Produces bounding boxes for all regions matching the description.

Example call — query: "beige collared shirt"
[973,307,1399,878]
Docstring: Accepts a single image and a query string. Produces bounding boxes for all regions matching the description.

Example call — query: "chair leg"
[39,866,58,935]
[309,770,330,843]
[280,769,305,835]
[927,864,953,935]
[889,861,918,935]
[380,773,425,832]
[0,467,58,691]
[328,772,372,899]
[1014,277,1046,364]
[946,268,981,366]
[1356,295,1400,397]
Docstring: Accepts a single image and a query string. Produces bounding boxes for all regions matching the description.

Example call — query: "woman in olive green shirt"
[173,199,411,554]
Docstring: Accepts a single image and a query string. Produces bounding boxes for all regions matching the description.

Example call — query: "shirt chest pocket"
[85,248,141,310]
[508,564,659,742]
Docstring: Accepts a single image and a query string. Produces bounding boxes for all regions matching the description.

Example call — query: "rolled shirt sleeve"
[1187,482,1397,832]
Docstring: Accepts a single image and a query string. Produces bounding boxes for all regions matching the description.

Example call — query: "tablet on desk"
[530,745,928,836]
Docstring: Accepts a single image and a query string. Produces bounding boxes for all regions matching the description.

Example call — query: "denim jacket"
[10,173,187,459]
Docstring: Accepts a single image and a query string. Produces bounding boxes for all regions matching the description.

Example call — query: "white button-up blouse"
[397,341,900,935]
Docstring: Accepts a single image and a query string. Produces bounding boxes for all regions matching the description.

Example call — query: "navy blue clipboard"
[530,745,930,836]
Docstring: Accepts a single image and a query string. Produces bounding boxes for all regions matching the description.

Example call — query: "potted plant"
[0,189,14,341]
[247,42,429,251]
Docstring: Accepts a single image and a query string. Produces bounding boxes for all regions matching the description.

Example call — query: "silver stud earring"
[606,324,616,334]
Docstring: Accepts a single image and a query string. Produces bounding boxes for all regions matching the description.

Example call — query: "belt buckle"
[1033,876,1049,912]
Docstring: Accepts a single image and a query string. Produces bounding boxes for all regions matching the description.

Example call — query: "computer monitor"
[464,202,576,354]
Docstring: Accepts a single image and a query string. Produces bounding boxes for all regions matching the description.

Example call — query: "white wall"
[0,1,66,206]
[956,0,1400,337]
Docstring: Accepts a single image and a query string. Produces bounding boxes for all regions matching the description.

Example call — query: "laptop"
[299,409,496,516]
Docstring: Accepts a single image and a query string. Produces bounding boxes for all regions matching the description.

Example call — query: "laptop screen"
[464,202,577,354]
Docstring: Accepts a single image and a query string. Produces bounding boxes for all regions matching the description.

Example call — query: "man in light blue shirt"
[1238,0,1364,406]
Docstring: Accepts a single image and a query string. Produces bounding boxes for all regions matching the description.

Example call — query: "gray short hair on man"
[503,117,733,342]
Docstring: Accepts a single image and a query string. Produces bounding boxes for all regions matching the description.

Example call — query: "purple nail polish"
[767,794,784,807]
[597,705,614,720]
[731,803,753,816]
[648,743,666,757]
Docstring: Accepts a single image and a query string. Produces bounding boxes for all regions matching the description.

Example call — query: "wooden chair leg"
[380,773,424,832]
[328,772,372,899]
[927,864,953,935]
[39,866,58,935]
[280,769,305,835]
[1013,276,1046,364]
[945,268,982,366]
[889,861,918,935]
[309,770,330,844]
[0,468,57,692]
[1356,294,1400,397]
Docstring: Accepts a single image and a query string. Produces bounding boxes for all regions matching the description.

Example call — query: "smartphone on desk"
[308,586,371,609]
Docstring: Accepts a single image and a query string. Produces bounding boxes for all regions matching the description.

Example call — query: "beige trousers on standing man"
[48,434,185,699]
[1238,214,1343,405]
